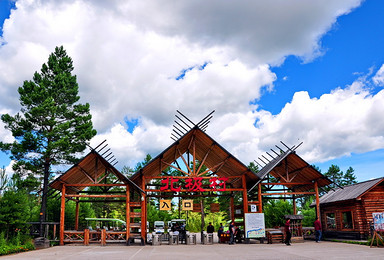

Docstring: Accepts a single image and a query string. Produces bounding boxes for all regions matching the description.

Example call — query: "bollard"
[186,233,196,245]
[203,233,213,245]
[152,234,161,246]
[169,234,179,245]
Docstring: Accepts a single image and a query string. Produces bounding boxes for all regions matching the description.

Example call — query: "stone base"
[34,237,50,249]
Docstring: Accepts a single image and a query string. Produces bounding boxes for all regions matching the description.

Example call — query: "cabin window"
[342,211,353,229]
[326,212,336,229]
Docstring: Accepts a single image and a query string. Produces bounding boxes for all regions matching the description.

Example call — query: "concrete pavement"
[1,241,383,260]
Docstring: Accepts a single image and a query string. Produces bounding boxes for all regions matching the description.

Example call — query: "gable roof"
[130,127,260,189]
[319,177,384,205]
[49,150,141,194]
[249,148,332,193]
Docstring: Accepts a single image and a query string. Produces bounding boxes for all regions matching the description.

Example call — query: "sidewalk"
[1,241,383,260]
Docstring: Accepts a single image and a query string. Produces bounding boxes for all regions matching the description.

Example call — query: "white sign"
[244,213,265,238]
[250,204,257,212]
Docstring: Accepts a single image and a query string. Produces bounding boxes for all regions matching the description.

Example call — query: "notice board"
[244,213,265,238]
[373,212,384,232]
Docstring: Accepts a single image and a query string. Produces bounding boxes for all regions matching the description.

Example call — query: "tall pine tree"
[0,46,97,236]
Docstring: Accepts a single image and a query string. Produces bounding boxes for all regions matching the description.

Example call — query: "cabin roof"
[319,177,384,205]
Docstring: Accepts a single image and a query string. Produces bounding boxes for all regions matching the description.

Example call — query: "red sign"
[160,177,228,192]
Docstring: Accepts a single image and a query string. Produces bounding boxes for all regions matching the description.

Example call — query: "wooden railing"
[63,229,127,246]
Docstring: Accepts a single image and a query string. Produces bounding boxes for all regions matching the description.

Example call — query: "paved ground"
[1,241,383,260]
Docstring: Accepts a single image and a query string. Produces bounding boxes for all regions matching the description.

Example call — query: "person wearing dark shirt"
[218,223,224,243]
[284,218,291,246]
[207,222,214,234]
[314,217,322,242]
[229,221,235,245]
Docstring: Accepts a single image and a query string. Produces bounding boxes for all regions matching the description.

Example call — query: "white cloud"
[0,0,374,171]
[250,78,384,164]
[373,64,384,86]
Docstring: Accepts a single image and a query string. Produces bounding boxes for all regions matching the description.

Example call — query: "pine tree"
[0,46,97,236]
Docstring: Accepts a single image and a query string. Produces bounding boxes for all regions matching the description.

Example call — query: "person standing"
[218,223,224,243]
[229,221,235,245]
[314,217,322,242]
[284,218,291,246]
[207,222,215,234]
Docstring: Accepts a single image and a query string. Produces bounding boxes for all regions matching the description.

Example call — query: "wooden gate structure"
[49,149,145,246]
[49,111,332,246]
[129,125,260,235]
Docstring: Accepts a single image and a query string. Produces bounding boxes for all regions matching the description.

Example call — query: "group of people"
[171,223,187,243]
[205,216,323,246]
[284,217,322,246]
[207,221,242,245]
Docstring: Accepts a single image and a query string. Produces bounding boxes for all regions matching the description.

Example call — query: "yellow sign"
[160,199,171,211]
[182,200,193,211]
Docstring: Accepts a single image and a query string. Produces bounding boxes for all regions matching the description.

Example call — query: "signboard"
[193,203,201,212]
[182,200,193,211]
[159,176,228,192]
[160,199,171,211]
[210,203,220,212]
[244,213,265,238]
[373,212,384,231]
[250,204,257,213]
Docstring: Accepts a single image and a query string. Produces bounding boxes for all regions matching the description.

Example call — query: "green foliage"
[248,161,259,173]
[0,46,97,232]
[322,165,357,193]
[299,196,316,227]
[0,45,97,173]
[0,190,30,236]
[0,167,8,196]
[0,232,35,256]
[263,200,293,228]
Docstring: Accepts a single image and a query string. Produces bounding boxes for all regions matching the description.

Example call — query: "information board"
[244,213,265,238]
[372,212,384,232]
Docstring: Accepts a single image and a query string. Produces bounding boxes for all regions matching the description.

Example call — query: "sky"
[0,0,384,182]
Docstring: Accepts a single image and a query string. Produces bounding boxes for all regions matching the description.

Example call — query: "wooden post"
[201,197,205,244]
[101,229,106,246]
[141,178,147,242]
[53,224,57,240]
[126,185,130,242]
[75,200,80,230]
[314,181,320,218]
[60,184,66,246]
[84,229,89,246]
[258,183,263,213]
[242,175,249,214]
[293,195,297,215]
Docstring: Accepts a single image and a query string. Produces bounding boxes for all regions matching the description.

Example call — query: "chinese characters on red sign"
[160,176,229,192]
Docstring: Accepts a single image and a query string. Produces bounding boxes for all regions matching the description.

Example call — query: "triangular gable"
[50,150,142,194]
[249,147,332,193]
[357,177,384,199]
[130,127,259,189]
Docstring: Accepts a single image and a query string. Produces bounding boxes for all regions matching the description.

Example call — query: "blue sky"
[0,0,384,182]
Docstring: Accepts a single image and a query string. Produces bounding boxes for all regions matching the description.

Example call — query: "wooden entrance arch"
[49,111,332,246]
[129,126,261,241]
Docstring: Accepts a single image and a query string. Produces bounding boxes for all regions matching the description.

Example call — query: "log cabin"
[318,177,384,240]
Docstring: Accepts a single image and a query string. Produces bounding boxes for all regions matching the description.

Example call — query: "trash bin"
[186,233,196,245]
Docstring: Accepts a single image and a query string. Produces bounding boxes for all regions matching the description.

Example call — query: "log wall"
[320,182,384,240]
